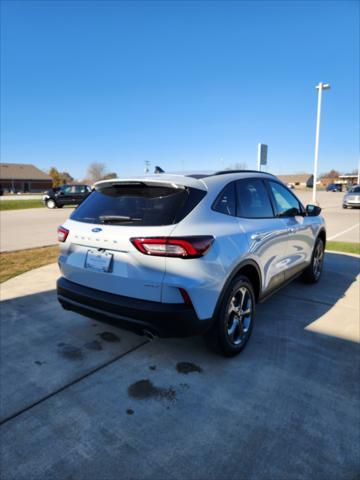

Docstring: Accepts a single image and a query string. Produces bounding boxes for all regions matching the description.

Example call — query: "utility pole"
[312,82,331,204]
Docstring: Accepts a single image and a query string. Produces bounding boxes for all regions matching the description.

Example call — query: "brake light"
[57,226,69,242]
[130,236,214,258]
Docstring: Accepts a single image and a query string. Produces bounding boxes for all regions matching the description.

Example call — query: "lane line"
[0,340,148,428]
[328,222,360,241]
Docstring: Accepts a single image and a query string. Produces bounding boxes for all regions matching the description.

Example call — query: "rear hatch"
[59,179,206,302]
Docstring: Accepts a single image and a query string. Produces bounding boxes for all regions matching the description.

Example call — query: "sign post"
[257,143,268,171]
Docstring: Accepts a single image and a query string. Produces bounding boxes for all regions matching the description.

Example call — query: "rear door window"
[212,182,237,216]
[236,179,274,218]
[71,183,205,226]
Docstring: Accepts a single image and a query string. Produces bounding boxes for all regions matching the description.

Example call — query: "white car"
[57,170,326,356]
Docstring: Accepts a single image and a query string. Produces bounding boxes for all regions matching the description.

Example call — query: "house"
[278,174,313,188]
[0,163,52,193]
[338,173,359,187]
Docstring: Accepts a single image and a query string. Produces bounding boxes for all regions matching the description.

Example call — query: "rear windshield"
[70,183,206,226]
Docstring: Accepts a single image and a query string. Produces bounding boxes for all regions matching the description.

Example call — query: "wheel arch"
[317,228,326,248]
[213,259,262,318]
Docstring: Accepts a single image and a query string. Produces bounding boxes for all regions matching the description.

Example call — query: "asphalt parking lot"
[0,251,359,479]
[0,190,359,252]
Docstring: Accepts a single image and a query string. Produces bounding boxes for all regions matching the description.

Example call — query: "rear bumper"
[57,277,212,338]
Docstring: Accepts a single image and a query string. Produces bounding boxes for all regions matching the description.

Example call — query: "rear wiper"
[99,215,141,224]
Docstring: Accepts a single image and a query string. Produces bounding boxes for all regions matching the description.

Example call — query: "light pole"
[312,82,331,204]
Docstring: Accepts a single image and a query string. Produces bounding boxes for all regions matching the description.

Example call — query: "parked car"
[43,184,91,208]
[343,185,360,209]
[326,183,342,192]
[56,170,326,356]
[286,183,295,189]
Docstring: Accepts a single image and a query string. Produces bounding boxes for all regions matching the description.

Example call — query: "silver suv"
[57,170,326,356]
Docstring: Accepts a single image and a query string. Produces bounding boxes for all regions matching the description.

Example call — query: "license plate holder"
[85,250,113,272]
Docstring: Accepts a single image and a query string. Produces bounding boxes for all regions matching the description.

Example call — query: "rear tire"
[303,238,324,283]
[46,199,57,209]
[204,276,255,357]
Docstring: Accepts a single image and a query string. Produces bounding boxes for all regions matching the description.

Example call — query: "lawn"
[0,245,59,283]
[0,199,44,211]
[326,241,360,255]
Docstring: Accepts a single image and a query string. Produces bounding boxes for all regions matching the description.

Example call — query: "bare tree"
[224,162,247,171]
[87,162,107,182]
[102,172,117,180]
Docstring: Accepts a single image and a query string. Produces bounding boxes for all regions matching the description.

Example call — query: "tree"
[102,172,118,180]
[86,162,107,182]
[224,162,247,171]
[61,171,74,184]
[319,169,340,179]
[49,167,62,187]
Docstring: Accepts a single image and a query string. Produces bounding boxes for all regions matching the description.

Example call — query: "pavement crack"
[0,340,148,428]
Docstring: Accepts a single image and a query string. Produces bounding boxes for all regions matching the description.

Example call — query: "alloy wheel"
[313,241,324,279]
[226,286,253,346]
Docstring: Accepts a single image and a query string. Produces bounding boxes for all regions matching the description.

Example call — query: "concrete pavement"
[0,252,359,479]
[0,194,43,201]
[0,207,73,252]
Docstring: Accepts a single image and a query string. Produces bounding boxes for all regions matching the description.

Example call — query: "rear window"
[70,183,206,226]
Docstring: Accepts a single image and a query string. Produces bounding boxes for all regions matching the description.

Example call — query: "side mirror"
[306,204,321,216]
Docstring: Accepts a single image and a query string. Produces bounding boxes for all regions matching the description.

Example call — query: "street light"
[312,82,331,204]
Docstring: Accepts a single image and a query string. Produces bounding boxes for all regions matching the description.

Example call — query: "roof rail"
[214,169,276,177]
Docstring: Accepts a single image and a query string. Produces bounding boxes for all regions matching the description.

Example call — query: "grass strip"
[0,245,58,283]
[0,199,44,211]
[326,241,360,255]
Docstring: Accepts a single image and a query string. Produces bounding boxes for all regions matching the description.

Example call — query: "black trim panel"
[57,277,212,338]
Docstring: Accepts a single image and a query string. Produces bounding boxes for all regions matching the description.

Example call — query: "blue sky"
[1,0,358,180]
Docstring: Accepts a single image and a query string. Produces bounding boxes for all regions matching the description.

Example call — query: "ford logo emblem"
[91,228,102,233]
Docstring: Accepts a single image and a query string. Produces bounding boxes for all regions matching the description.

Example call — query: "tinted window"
[75,185,88,194]
[61,185,72,194]
[213,182,236,216]
[236,179,273,218]
[71,184,205,226]
[269,181,302,216]
[350,186,360,193]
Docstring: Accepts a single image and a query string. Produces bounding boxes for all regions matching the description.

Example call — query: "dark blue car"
[326,183,342,192]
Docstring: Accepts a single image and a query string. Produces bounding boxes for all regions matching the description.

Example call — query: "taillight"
[130,236,214,258]
[57,226,69,242]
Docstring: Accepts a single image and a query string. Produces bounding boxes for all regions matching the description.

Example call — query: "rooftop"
[0,163,51,181]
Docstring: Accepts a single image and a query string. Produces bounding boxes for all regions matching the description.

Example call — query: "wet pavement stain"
[58,344,83,360]
[176,362,203,374]
[128,379,176,401]
[149,365,157,371]
[126,409,134,415]
[84,340,103,351]
[97,332,120,343]
[34,360,45,366]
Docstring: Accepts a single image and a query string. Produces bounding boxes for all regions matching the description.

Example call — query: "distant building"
[338,173,359,186]
[278,174,313,188]
[0,163,52,193]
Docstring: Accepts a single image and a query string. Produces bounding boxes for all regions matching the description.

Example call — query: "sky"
[1,0,359,180]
